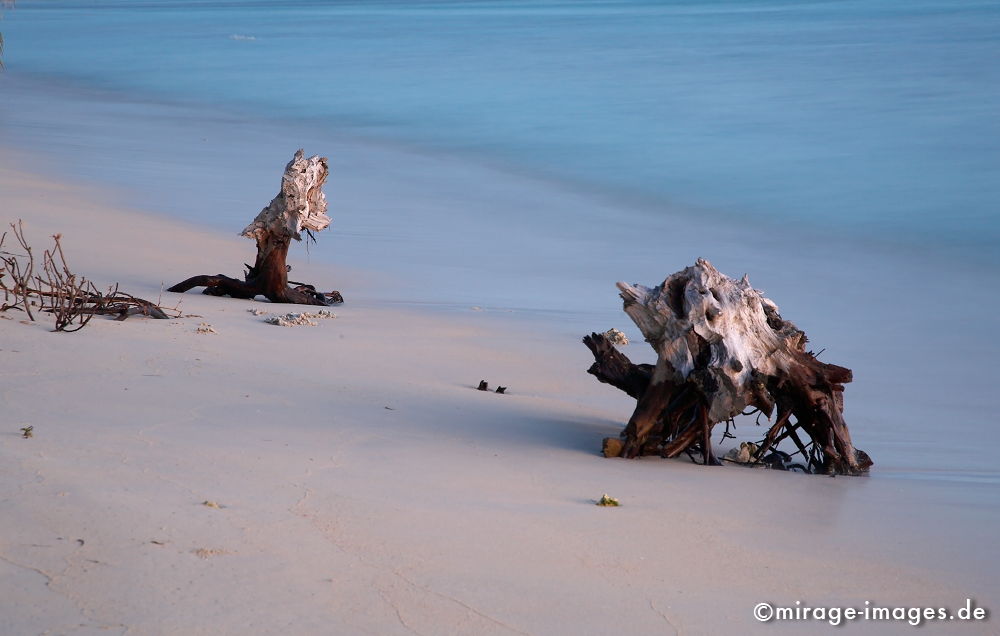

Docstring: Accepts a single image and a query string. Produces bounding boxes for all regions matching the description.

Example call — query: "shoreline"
[4,71,999,275]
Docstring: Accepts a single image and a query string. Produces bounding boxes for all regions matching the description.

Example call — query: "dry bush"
[1,220,177,332]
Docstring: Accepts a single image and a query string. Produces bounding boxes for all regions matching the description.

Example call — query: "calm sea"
[2,0,998,252]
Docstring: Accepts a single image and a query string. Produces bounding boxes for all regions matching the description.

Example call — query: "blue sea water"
[2,0,999,252]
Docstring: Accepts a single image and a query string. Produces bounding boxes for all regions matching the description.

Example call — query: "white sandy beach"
[2,147,998,636]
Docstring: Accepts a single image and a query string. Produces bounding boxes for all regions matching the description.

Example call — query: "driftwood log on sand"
[168,150,342,306]
[585,258,871,475]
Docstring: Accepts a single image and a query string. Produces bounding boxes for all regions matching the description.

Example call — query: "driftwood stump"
[585,258,871,475]
[168,149,342,305]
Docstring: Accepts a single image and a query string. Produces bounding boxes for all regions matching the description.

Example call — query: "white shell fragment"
[196,323,217,334]
[263,310,336,327]
[603,328,629,345]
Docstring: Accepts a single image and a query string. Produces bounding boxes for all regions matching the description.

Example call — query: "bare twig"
[0,221,179,332]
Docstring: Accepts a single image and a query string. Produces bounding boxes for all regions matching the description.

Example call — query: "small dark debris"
[477,380,489,391]
[495,386,507,394]
[76,539,85,546]
[761,450,793,470]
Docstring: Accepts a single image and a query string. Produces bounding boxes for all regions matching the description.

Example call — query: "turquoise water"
[3,0,999,250]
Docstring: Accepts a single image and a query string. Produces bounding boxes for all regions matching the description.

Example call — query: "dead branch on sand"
[1,221,177,332]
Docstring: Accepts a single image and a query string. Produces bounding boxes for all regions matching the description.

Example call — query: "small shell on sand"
[596,494,620,507]
[722,442,759,464]
[196,323,217,334]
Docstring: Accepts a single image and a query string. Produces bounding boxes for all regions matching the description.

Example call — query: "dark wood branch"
[167,275,258,299]
[582,332,653,400]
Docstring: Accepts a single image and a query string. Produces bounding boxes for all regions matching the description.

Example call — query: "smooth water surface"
[3,0,999,250]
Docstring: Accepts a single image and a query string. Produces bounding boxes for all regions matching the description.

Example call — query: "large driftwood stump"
[168,150,342,305]
[586,258,871,475]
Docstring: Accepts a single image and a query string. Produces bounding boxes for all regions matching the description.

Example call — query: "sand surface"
[1,153,998,635]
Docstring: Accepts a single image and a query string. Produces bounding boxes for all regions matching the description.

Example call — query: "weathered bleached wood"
[168,150,342,306]
[586,258,871,475]
[240,149,331,242]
